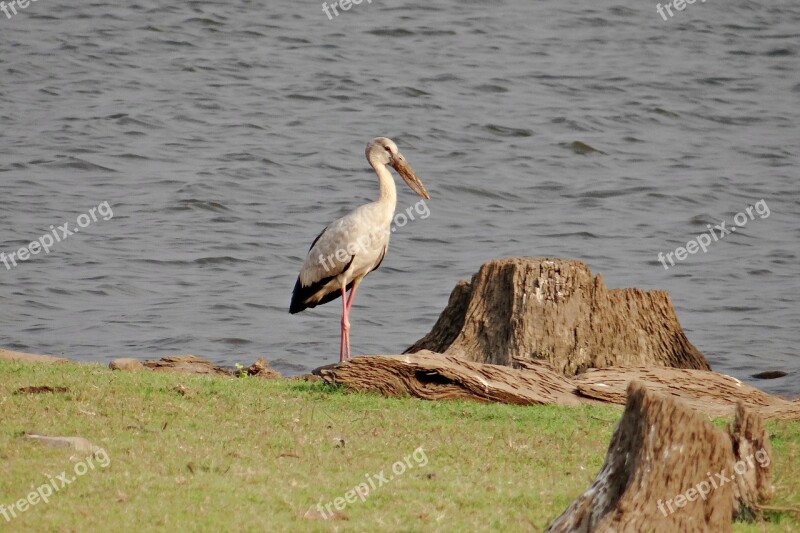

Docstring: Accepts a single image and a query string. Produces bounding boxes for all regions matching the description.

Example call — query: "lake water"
[1,0,797,396]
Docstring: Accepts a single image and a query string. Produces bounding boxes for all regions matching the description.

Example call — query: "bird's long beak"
[392,154,430,199]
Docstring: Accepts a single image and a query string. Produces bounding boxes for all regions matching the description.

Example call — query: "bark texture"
[572,366,791,418]
[315,354,800,420]
[404,257,710,375]
[313,351,581,406]
[546,382,773,533]
[728,403,773,518]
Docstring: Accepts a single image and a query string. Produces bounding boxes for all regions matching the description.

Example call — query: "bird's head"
[366,137,430,199]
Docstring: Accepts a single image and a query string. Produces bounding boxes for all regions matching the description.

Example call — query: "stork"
[289,137,430,362]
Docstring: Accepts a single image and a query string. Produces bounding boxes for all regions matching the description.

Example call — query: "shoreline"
[4,347,799,417]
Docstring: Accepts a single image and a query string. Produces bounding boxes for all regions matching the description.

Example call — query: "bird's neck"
[371,161,397,210]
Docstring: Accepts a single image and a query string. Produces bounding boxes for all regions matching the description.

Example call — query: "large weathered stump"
[546,382,773,533]
[405,258,710,375]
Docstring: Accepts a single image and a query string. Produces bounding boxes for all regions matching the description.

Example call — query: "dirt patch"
[14,386,69,395]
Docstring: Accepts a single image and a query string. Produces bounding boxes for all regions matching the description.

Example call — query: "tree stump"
[728,403,773,518]
[546,382,773,533]
[405,258,710,375]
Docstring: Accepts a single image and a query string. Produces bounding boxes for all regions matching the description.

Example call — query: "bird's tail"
[289,275,353,314]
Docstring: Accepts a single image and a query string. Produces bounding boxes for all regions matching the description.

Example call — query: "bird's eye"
[384,146,392,153]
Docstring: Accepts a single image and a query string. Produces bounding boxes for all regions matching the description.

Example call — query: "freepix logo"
[1,201,114,271]
[322,0,373,20]
[656,447,770,516]
[656,0,707,21]
[313,446,428,519]
[0,0,40,21]
[657,199,770,270]
[0,449,111,523]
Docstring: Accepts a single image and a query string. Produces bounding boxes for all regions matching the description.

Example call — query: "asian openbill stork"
[289,137,430,362]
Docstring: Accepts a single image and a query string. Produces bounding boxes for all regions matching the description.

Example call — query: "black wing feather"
[289,255,355,314]
[308,226,327,251]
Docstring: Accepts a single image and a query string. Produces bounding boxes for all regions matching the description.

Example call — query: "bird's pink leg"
[343,281,360,359]
[345,282,359,313]
[340,285,350,362]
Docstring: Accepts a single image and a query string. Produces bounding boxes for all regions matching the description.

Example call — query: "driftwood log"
[546,382,773,532]
[404,258,710,375]
[314,351,580,406]
[572,366,800,419]
[314,354,800,420]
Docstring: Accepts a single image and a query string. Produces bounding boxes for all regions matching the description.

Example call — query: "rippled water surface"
[1,0,798,395]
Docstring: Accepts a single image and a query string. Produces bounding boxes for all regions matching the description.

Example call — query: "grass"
[0,360,798,532]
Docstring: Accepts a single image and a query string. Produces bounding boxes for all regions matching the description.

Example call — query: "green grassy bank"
[0,360,798,532]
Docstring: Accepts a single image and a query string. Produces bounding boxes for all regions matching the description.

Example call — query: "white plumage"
[298,203,390,292]
[290,137,430,362]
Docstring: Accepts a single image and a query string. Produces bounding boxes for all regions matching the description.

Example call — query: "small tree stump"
[405,258,710,375]
[728,403,773,518]
[546,382,773,533]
